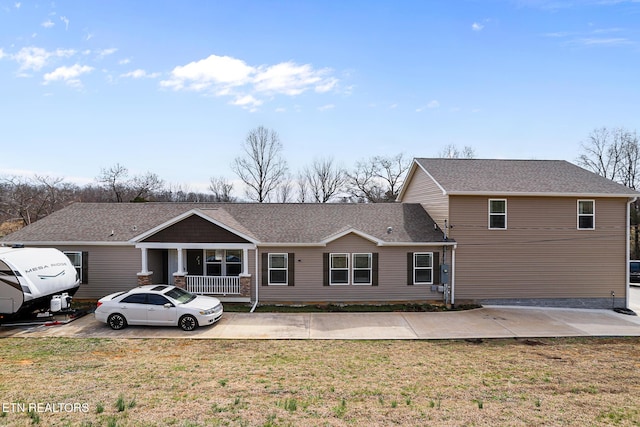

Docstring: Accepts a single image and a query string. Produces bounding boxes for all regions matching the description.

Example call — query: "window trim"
[413,252,434,285]
[488,199,507,230]
[64,251,86,284]
[577,199,595,230]
[352,253,372,286]
[329,253,350,286]
[268,253,288,286]
[204,249,243,276]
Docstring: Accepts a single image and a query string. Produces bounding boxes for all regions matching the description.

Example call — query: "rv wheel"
[107,313,127,330]
[179,315,198,331]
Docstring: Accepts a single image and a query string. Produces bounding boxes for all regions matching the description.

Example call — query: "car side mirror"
[164,303,173,308]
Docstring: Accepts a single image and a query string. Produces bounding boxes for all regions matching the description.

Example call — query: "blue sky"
[1,0,639,192]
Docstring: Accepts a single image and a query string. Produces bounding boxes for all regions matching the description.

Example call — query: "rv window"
[21,286,31,294]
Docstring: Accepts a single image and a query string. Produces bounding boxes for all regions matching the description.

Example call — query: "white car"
[95,285,223,331]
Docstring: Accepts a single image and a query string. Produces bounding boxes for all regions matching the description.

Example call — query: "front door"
[186,249,203,276]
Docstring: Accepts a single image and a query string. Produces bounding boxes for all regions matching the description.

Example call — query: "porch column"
[177,248,186,275]
[139,247,150,274]
[243,248,249,275]
[137,247,153,285]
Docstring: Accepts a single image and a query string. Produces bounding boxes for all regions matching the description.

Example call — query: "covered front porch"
[136,244,255,302]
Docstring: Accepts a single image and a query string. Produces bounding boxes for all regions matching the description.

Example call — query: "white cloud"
[14,2,21,9]
[161,54,255,91]
[231,95,263,112]
[43,64,93,87]
[416,100,440,112]
[119,58,131,65]
[60,16,69,30]
[318,104,335,111]
[96,48,118,58]
[13,47,75,72]
[472,22,484,31]
[0,49,4,60]
[120,69,160,79]
[160,53,340,110]
[41,20,55,29]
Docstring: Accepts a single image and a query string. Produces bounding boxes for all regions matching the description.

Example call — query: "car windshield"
[164,287,196,304]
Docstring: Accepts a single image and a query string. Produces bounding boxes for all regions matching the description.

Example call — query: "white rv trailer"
[0,246,80,320]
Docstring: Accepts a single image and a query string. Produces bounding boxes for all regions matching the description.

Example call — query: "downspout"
[451,243,456,306]
[250,247,259,312]
[627,197,637,309]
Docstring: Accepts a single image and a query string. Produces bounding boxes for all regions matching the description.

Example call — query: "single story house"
[398,158,640,309]
[0,202,453,305]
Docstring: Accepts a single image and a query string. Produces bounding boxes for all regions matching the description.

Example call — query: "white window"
[205,249,242,276]
[64,251,84,283]
[352,253,372,285]
[489,199,507,229]
[413,253,434,285]
[330,253,349,285]
[268,253,288,285]
[578,200,595,230]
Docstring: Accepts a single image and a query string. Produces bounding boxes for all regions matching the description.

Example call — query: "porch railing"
[185,275,241,295]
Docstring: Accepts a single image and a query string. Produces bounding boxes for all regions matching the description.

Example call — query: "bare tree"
[296,172,309,202]
[304,157,346,203]
[275,179,294,203]
[208,176,235,202]
[438,144,476,159]
[130,172,165,202]
[578,126,640,257]
[0,175,79,225]
[576,127,625,181]
[347,153,411,202]
[96,163,129,202]
[232,126,288,202]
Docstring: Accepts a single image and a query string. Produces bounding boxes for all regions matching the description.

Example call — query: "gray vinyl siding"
[258,234,443,303]
[449,196,628,301]
[401,166,449,228]
[53,245,141,299]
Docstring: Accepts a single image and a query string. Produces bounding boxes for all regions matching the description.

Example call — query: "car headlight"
[199,305,220,315]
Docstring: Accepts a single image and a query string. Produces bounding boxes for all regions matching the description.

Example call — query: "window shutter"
[407,252,413,286]
[323,253,329,286]
[261,253,268,286]
[288,253,295,287]
[433,252,440,285]
[81,251,89,284]
[372,253,379,286]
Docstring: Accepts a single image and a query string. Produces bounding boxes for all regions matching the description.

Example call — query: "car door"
[146,294,177,325]
[119,294,148,324]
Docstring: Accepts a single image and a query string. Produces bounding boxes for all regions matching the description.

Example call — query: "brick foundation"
[239,274,251,298]
[173,274,186,289]
[137,272,153,286]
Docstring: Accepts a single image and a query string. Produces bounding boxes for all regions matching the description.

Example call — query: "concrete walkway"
[2,305,640,340]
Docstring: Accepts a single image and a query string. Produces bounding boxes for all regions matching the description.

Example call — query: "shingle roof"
[0,202,446,245]
[413,158,640,196]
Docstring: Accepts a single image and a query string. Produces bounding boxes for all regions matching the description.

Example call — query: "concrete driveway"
[2,299,640,340]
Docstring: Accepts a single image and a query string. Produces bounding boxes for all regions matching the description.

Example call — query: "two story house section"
[398,158,640,309]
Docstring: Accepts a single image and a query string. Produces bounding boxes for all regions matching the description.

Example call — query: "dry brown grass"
[1,337,639,426]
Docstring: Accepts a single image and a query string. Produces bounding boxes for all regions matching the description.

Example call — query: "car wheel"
[107,313,127,330]
[179,315,198,331]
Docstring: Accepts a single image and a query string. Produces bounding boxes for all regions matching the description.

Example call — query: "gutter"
[627,197,637,309]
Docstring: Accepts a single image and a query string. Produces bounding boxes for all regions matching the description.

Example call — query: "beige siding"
[258,234,444,303]
[54,245,141,300]
[401,167,449,227]
[449,196,628,300]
